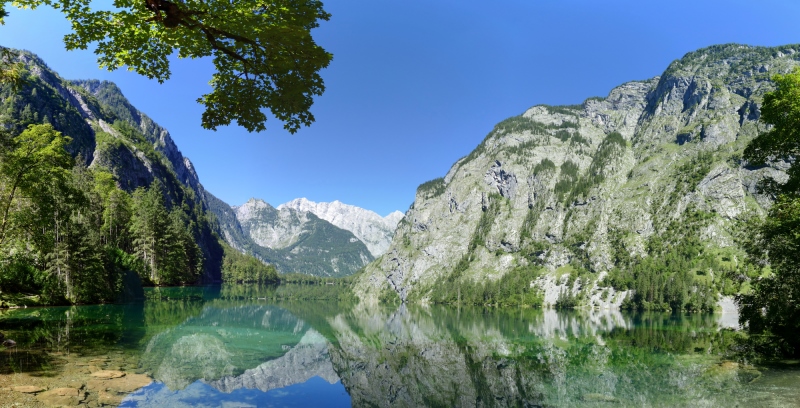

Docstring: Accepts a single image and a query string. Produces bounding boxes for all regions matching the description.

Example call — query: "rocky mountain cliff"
[354,43,795,304]
[279,198,404,257]
[72,79,203,193]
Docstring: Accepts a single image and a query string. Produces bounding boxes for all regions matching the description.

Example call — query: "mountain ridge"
[207,196,374,277]
[277,197,403,257]
[354,43,795,307]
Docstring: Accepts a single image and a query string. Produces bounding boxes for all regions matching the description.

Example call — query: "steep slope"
[278,198,404,257]
[72,79,203,193]
[355,43,794,304]
[204,191,253,253]
[0,50,223,282]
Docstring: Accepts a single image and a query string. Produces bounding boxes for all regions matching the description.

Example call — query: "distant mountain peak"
[384,211,405,227]
[205,195,373,277]
[278,198,404,257]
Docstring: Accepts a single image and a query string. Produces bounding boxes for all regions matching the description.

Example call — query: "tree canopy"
[739,67,800,357]
[0,0,333,133]
[744,67,800,193]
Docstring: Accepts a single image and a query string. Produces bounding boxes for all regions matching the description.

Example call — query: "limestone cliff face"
[279,198,404,257]
[355,44,795,303]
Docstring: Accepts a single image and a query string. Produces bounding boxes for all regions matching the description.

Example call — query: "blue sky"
[2,1,800,216]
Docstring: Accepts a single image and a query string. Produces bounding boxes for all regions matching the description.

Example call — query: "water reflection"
[207,329,339,393]
[124,287,349,407]
[0,303,146,375]
[1,286,799,407]
[316,305,742,407]
[141,305,309,390]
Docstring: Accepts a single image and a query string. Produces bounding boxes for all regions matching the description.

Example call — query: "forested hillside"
[0,49,275,305]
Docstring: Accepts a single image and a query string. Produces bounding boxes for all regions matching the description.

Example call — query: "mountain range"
[279,198,404,257]
[0,48,401,280]
[208,196,403,277]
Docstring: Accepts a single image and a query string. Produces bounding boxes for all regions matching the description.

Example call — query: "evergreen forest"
[0,51,277,306]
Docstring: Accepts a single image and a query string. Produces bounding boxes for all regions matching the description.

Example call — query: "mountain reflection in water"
[1,285,799,407]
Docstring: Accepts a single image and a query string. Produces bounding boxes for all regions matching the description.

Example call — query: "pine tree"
[130,181,171,284]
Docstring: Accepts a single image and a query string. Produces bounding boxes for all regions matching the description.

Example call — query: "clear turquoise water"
[1,285,799,407]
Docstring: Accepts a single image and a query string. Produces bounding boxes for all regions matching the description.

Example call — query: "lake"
[0,285,798,407]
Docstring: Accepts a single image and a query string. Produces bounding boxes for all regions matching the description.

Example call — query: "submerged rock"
[706,360,762,384]
[738,367,762,384]
[98,389,123,406]
[87,372,152,394]
[90,370,126,379]
[12,385,45,394]
[37,387,85,406]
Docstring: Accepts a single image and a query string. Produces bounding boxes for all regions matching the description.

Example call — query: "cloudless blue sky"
[2,1,800,216]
